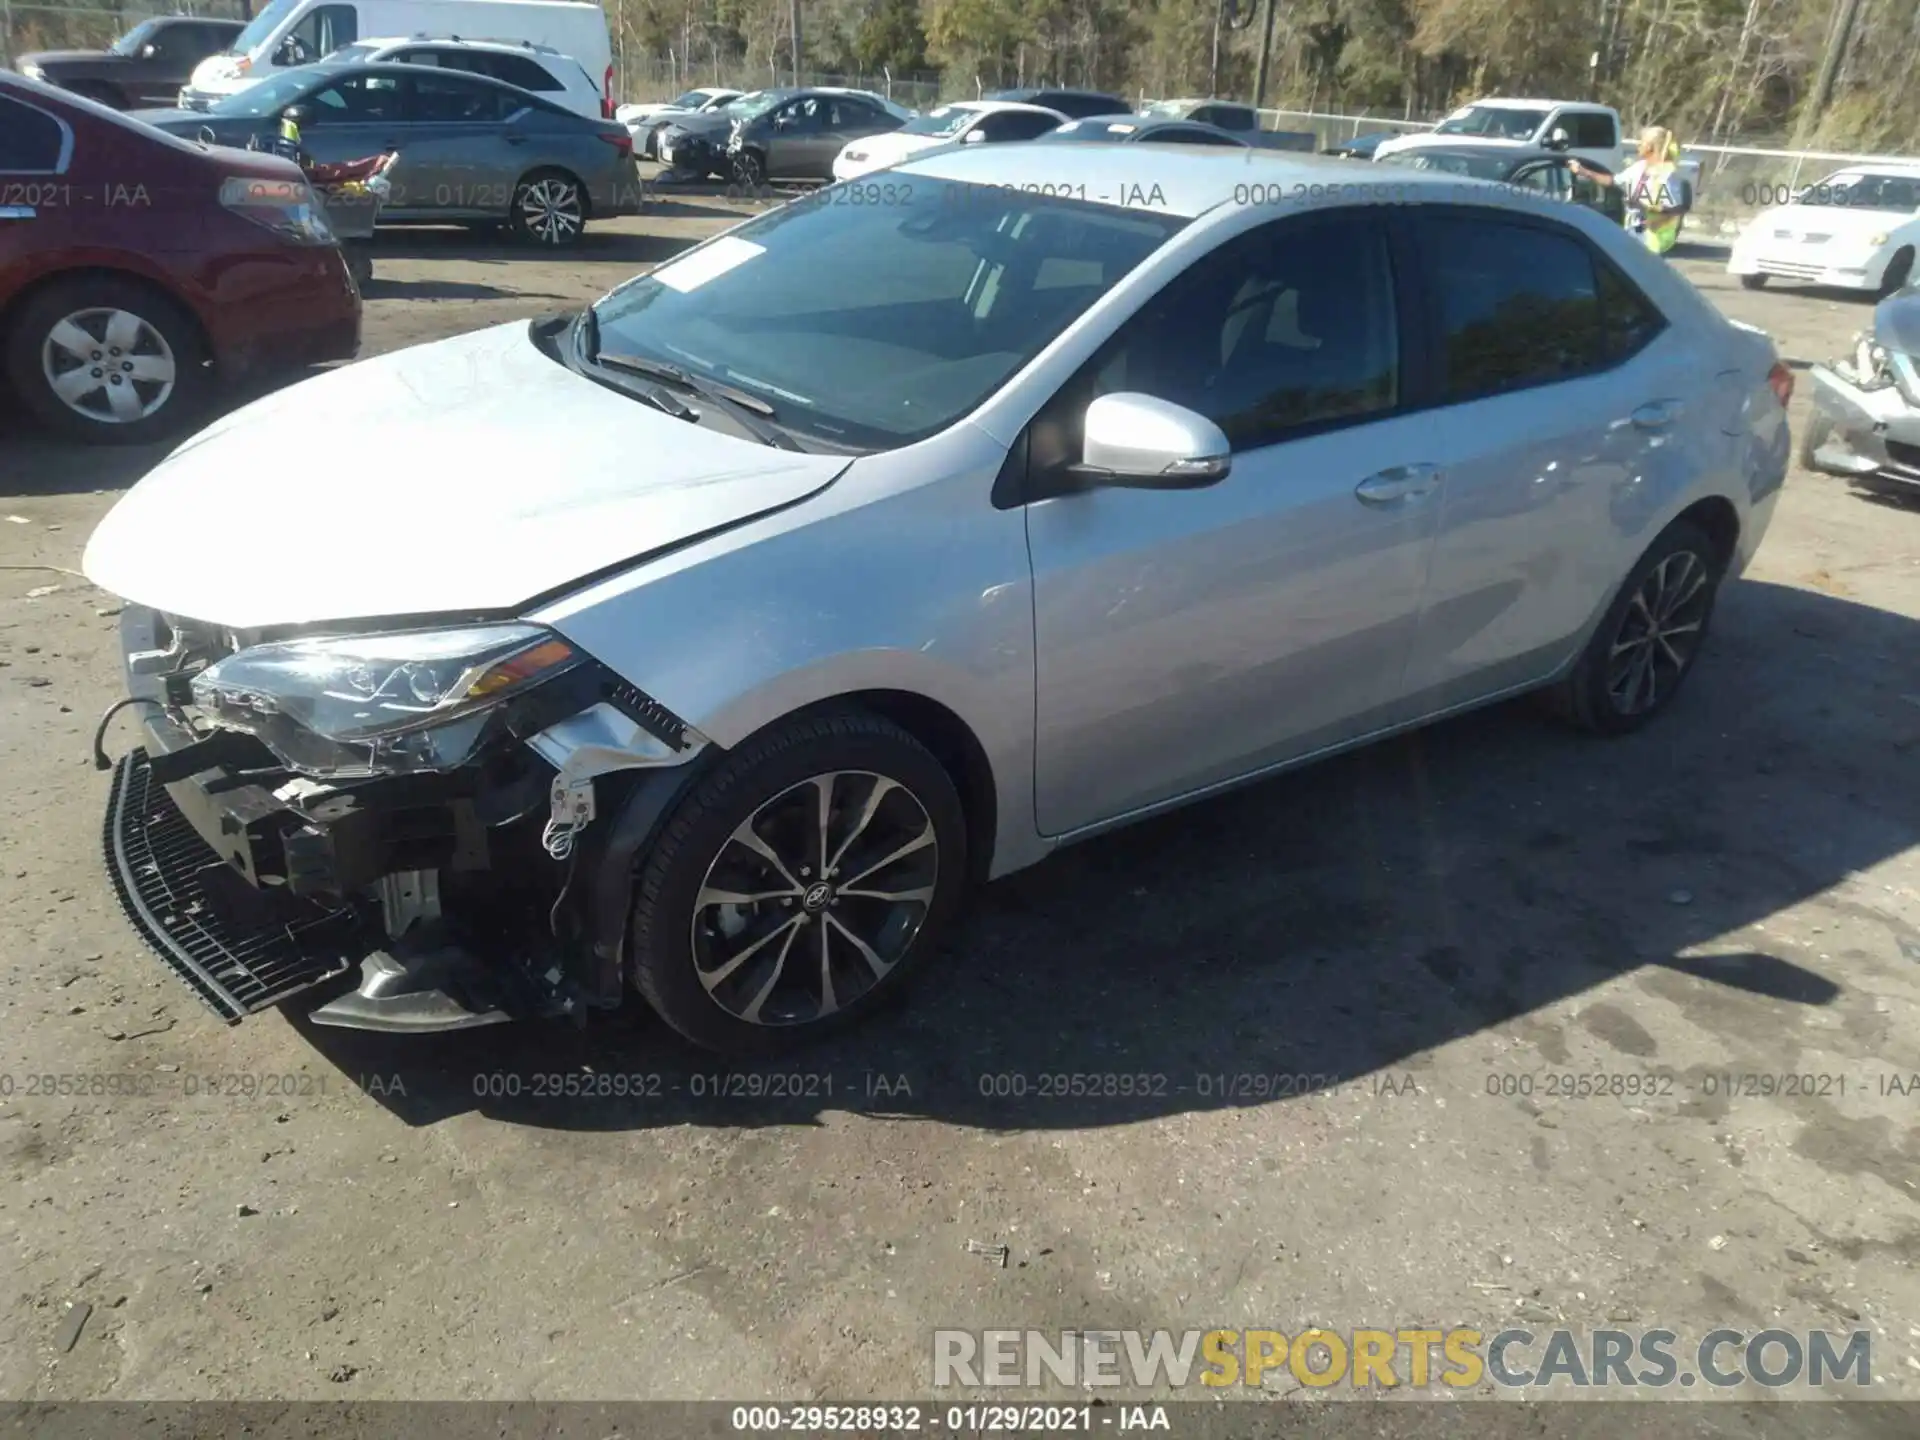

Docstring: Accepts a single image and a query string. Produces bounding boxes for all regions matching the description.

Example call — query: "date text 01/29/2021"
[728,1404,1167,1432]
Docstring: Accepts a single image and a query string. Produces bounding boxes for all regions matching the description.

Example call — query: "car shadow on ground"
[368,226,702,267]
[287,574,1919,1153]
[359,277,563,301]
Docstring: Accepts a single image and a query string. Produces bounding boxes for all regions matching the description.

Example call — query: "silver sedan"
[84,147,1792,1052]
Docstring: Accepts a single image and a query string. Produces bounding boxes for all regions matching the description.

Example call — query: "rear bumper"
[1806,362,1920,488]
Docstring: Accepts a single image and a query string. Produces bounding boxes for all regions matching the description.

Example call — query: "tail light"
[1767,360,1794,408]
[598,130,632,157]
[603,63,614,112]
[601,96,615,119]
[219,175,334,245]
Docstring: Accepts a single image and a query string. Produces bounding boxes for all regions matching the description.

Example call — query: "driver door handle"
[1631,399,1683,431]
[1355,463,1442,506]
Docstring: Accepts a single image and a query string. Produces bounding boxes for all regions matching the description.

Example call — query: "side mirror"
[1072,393,1231,490]
[1544,126,1570,150]
[963,128,987,144]
[139,43,159,59]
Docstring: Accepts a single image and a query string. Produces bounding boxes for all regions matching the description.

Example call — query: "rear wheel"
[1542,521,1723,736]
[509,169,586,247]
[1739,273,1767,290]
[629,710,968,1055]
[3,276,208,445]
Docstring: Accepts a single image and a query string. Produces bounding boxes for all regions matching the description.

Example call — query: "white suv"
[323,36,609,118]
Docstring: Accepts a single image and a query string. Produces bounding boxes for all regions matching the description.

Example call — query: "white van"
[179,0,613,114]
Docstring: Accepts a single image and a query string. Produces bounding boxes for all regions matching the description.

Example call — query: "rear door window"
[489,55,562,92]
[305,73,404,124]
[407,73,511,123]
[1420,213,1606,400]
[1568,112,1618,148]
[0,96,68,172]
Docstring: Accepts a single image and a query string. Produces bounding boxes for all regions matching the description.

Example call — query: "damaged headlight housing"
[190,624,584,778]
[1837,331,1895,390]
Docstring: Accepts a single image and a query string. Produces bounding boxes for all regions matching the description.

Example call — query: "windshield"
[901,105,975,138]
[667,90,709,108]
[1398,151,1512,180]
[1798,170,1920,211]
[232,0,300,55]
[1140,101,1191,119]
[324,42,381,62]
[590,177,1184,450]
[728,90,788,120]
[109,18,159,55]
[1045,121,1132,143]
[207,68,317,116]
[1434,105,1547,140]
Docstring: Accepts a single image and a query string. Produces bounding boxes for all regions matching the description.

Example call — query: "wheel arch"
[0,265,213,355]
[1672,493,1740,574]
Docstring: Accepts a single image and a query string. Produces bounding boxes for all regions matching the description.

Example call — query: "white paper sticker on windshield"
[651,235,766,293]
[1109,123,1137,134]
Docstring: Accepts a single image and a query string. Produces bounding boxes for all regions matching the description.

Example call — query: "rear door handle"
[1355,463,1442,506]
[1631,399,1683,430]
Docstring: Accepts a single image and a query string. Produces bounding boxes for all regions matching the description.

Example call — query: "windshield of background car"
[1044,120,1133,142]
[233,0,299,54]
[1140,101,1189,119]
[1435,105,1545,139]
[325,42,380,62]
[902,105,974,137]
[590,176,1186,451]
[731,91,787,121]
[110,18,159,54]
[1400,151,1511,180]
[207,68,319,115]
[1799,171,1920,211]
[667,89,708,108]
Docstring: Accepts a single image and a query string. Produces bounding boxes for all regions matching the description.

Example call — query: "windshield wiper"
[594,351,802,451]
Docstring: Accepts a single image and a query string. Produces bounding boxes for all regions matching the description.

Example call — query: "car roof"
[989,86,1125,101]
[1458,97,1583,109]
[1390,142,1564,164]
[897,143,1478,217]
[1049,116,1244,142]
[943,99,1063,117]
[356,36,566,56]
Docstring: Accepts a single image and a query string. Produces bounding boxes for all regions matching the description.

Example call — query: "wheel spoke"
[1663,564,1707,618]
[104,379,145,421]
[828,776,897,873]
[1653,631,1688,669]
[122,354,174,383]
[696,883,800,908]
[699,912,802,993]
[103,309,144,353]
[738,920,803,1024]
[816,920,837,1015]
[46,318,95,361]
[731,824,803,890]
[842,826,935,889]
[811,773,835,877]
[50,368,102,404]
[839,883,936,907]
[827,913,892,981]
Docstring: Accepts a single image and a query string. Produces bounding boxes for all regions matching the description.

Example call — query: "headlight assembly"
[190,623,584,777]
[1836,331,1895,391]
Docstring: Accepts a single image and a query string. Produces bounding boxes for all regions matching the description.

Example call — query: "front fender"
[532,421,1049,878]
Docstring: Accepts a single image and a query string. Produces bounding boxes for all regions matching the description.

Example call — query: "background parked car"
[656,88,792,178]
[321,36,610,118]
[1729,164,1920,297]
[1801,279,1920,496]
[1376,143,1626,226]
[132,61,641,246]
[1324,130,1400,159]
[831,100,1065,181]
[982,86,1130,119]
[13,15,243,110]
[617,86,740,158]
[178,0,613,115]
[1038,116,1249,147]
[727,88,908,185]
[1139,97,1316,151]
[0,73,359,445]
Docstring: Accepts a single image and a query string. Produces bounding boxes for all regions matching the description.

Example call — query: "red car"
[0,73,360,445]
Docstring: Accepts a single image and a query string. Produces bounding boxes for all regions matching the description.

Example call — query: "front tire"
[1739,273,1767,290]
[629,710,968,1055]
[1877,247,1914,299]
[731,148,766,189]
[509,169,586,247]
[1542,521,1723,736]
[1798,411,1834,472]
[3,276,208,445]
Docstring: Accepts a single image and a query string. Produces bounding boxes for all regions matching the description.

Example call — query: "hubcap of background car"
[1607,550,1710,715]
[519,179,582,244]
[40,308,175,424]
[689,770,939,1026]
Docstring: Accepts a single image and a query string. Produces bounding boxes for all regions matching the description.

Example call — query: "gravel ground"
[1,197,1917,1425]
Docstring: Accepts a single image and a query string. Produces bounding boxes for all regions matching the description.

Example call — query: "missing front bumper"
[104,748,373,1021]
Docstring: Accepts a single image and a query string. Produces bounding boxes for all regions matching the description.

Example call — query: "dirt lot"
[1,195,1918,1422]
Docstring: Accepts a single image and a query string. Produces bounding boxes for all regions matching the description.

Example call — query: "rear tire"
[3,275,209,445]
[1739,273,1767,290]
[1876,247,1914,299]
[629,709,968,1055]
[1541,521,1724,736]
[509,169,586,247]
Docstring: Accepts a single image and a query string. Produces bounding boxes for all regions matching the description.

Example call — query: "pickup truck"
[1372,98,1702,198]
[13,14,243,110]
[1139,98,1316,151]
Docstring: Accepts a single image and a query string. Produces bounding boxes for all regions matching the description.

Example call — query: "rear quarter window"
[492,55,562,91]
[0,96,69,172]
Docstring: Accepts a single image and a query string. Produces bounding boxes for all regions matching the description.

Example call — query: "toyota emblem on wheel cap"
[802,881,833,912]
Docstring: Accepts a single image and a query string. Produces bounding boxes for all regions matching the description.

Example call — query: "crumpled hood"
[83,322,850,630]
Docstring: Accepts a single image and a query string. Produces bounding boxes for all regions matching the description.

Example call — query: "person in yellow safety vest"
[1571,126,1687,255]
[279,113,301,147]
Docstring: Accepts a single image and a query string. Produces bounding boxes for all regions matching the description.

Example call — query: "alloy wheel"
[517,177,583,245]
[689,770,939,1026]
[1606,549,1711,716]
[40,308,176,424]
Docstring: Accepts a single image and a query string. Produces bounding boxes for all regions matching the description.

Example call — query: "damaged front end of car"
[97,606,711,1033]
[1803,292,1920,495]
